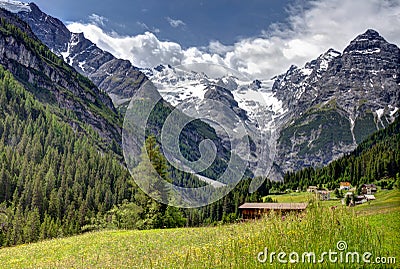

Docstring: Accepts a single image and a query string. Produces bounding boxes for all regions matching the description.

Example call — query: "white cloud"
[208,41,234,55]
[88,13,107,26]
[68,23,184,67]
[166,17,186,28]
[67,0,400,79]
[136,21,160,33]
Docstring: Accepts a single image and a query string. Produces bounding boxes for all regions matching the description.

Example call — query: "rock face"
[17,2,71,55]
[17,3,148,107]
[0,9,122,146]
[204,85,248,121]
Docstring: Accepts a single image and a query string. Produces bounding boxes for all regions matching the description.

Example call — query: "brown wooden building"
[360,184,377,195]
[239,203,308,219]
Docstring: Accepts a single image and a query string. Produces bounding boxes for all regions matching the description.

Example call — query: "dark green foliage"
[353,112,379,143]
[0,66,134,246]
[0,13,122,150]
[278,116,400,191]
[279,106,353,155]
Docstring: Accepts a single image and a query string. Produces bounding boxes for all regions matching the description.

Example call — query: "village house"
[307,186,318,192]
[343,192,376,206]
[355,194,376,204]
[339,182,351,190]
[360,184,377,195]
[239,203,308,219]
[364,194,376,201]
[317,190,331,201]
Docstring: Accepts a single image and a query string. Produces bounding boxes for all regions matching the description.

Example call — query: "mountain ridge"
[16,2,149,108]
[0,7,122,147]
[142,29,400,179]
[3,1,399,180]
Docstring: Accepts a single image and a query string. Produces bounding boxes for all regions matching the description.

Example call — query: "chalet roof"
[239,203,308,210]
[317,190,330,194]
[361,184,377,188]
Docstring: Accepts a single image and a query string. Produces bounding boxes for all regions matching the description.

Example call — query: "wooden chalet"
[239,203,308,219]
[307,186,318,192]
[361,184,377,195]
[317,190,331,201]
[339,182,351,190]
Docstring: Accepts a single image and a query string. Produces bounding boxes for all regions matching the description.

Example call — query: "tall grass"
[164,206,387,268]
[0,204,395,268]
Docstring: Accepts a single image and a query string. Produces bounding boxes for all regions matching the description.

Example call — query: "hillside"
[0,9,197,247]
[279,115,400,191]
[16,2,148,109]
[0,8,122,147]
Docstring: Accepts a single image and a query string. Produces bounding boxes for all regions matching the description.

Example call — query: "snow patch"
[0,0,31,13]
[375,108,386,129]
[300,67,313,76]
[389,106,399,117]
[78,61,86,72]
[375,108,385,119]
[349,116,356,144]
[60,46,71,63]
[353,48,381,54]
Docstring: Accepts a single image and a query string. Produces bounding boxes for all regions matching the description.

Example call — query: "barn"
[239,203,308,219]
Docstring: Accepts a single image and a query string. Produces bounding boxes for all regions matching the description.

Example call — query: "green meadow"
[0,189,399,269]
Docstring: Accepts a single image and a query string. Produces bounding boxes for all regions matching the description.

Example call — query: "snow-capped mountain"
[3,0,399,180]
[141,64,288,176]
[143,29,400,179]
[271,29,399,176]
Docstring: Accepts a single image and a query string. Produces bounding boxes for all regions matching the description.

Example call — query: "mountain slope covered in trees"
[0,8,122,149]
[0,10,189,246]
[0,9,248,247]
[278,115,400,191]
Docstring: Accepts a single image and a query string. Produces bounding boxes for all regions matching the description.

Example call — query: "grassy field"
[266,188,400,209]
[266,191,315,203]
[0,190,399,268]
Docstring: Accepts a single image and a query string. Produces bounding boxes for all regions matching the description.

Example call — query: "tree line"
[274,115,400,192]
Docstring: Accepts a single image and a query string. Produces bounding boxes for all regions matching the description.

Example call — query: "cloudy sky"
[34,0,400,79]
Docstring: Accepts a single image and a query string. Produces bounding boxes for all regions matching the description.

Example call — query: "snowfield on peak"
[143,65,287,127]
[143,65,287,177]
[0,0,30,13]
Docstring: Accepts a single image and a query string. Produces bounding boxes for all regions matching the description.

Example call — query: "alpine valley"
[5,2,398,181]
[0,0,399,257]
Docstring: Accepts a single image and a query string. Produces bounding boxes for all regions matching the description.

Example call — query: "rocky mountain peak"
[354,29,383,41]
[320,48,341,61]
[26,2,40,14]
[16,2,71,55]
[343,28,395,55]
